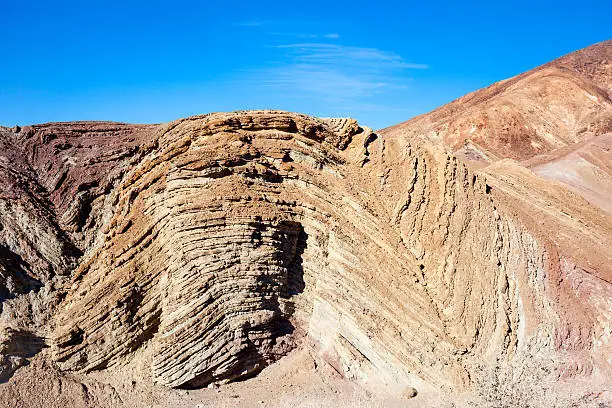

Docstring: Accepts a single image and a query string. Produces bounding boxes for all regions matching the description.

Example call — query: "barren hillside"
[380,40,612,163]
[0,41,611,408]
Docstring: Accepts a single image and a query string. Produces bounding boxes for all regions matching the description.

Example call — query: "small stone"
[402,386,418,399]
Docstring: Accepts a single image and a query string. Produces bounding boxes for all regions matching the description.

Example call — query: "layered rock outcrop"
[1,41,612,408]
[1,109,608,407]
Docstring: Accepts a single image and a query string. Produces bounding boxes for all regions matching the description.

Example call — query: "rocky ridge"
[0,108,610,407]
[380,40,612,163]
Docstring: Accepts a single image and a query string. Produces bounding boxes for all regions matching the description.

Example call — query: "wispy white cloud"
[241,43,426,109]
[257,64,389,100]
[224,24,426,119]
[275,43,428,70]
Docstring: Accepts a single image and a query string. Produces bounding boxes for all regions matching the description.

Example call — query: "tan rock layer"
[39,111,611,397]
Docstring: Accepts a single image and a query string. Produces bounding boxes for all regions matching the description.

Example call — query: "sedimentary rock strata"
[1,42,611,408]
[0,108,608,406]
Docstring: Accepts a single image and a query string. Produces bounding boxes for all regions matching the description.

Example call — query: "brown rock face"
[376,41,612,406]
[0,122,153,382]
[0,110,610,407]
[52,113,338,388]
[0,44,611,408]
[381,40,612,163]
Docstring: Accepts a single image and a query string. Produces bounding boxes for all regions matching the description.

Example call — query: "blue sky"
[1,1,610,129]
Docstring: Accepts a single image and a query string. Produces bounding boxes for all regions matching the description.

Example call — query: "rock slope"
[0,108,610,407]
[380,40,612,163]
[526,132,612,214]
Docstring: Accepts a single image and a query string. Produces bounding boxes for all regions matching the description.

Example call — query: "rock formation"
[381,40,612,163]
[0,41,611,408]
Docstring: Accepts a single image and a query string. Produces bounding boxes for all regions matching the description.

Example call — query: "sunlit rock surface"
[0,40,611,408]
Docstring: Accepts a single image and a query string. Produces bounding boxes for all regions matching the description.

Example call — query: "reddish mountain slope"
[380,40,612,162]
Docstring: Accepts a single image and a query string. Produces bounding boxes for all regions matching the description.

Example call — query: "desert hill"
[380,40,612,163]
[0,42,611,408]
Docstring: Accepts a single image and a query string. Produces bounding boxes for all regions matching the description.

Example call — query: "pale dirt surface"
[0,347,382,408]
[2,344,465,408]
[1,347,607,408]
[528,133,612,215]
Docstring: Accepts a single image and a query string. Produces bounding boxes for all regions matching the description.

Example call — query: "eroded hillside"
[380,40,612,163]
[0,109,610,407]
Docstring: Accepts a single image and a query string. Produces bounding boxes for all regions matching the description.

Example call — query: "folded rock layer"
[26,110,608,398]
